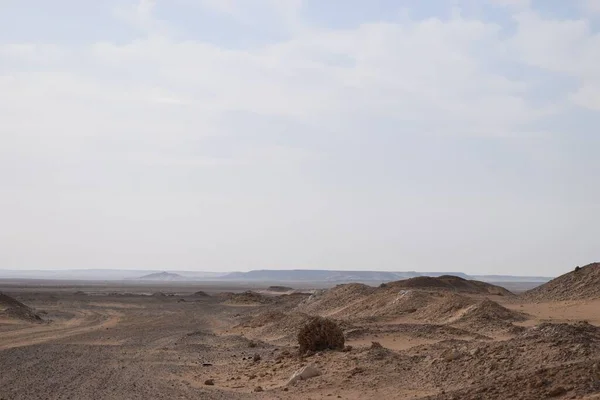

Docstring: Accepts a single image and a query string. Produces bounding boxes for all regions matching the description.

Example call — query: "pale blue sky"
[1,0,599,276]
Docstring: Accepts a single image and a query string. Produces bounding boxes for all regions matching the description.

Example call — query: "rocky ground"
[0,272,599,400]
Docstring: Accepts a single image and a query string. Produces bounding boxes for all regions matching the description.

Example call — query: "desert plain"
[1,264,600,400]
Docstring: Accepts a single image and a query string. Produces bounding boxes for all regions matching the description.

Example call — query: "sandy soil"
[1,281,599,400]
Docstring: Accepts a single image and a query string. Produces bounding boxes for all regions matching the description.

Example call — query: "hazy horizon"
[1,0,599,277]
[0,263,582,280]
[0,267,557,282]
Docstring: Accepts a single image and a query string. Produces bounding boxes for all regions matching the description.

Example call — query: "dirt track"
[0,291,251,400]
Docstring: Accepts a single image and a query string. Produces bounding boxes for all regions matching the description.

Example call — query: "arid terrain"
[1,264,600,400]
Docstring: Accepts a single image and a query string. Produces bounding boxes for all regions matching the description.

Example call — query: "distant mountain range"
[0,268,552,284]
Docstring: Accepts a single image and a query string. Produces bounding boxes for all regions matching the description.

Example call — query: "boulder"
[286,363,321,386]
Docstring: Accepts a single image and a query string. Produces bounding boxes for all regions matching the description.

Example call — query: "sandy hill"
[523,262,600,301]
[293,279,525,335]
[244,288,526,344]
[0,292,43,322]
[386,275,513,296]
[298,284,376,317]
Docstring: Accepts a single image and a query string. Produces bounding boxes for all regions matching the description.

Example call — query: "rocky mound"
[523,262,600,301]
[387,275,513,296]
[519,321,600,344]
[193,291,210,297]
[411,293,475,322]
[0,292,43,322]
[401,322,600,399]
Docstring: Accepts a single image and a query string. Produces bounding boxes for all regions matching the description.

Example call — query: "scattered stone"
[204,379,214,386]
[442,349,463,362]
[253,386,263,392]
[253,353,261,362]
[547,386,567,397]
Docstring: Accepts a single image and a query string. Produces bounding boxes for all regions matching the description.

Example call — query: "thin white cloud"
[489,0,531,8]
[581,0,600,14]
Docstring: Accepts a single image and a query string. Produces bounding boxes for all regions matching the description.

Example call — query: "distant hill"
[523,262,600,301]
[386,275,513,296]
[221,269,471,283]
[137,272,186,281]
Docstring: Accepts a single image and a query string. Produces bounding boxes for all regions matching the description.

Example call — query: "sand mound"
[451,299,527,334]
[224,291,275,305]
[298,283,376,316]
[238,311,312,344]
[311,288,442,320]
[298,285,527,336]
[455,299,526,323]
[0,292,43,322]
[297,283,519,330]
[520,321,600,344]
[267,292,311,311]
[412,293,476,322]
[523,262,600,301]
[387,275,513,296]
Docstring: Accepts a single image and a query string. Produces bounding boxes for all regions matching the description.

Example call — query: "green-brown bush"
[297,316,345,354]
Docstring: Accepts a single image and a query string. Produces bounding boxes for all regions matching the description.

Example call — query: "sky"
[1,0,599,276]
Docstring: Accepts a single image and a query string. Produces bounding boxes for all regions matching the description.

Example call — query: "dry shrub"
[297,316,345,354]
